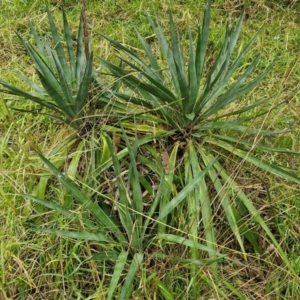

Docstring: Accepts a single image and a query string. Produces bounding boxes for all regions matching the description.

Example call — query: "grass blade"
[118,252,143,300]
[35,228,109,242]
[153,277,175,300]
[200,151,246,254]
[22,194,72,217]
[208,138,300,183]
[107,251,128,300]
[213,162,290,264]
[157,234,223,256]
[212,134,299,154]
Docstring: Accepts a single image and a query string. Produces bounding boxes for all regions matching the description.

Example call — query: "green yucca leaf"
[203,30,229,95]
[188,28,197,113]
[201,60,274,119]
[114,92,153,110]
[168,9,185,75]
[29,22,51,65]
[100,58,175,105]
[158,156,216,221]
[97,134,168,175]
[75,51,93,114]
[195,119,245,131]
[0,79,60,112]
[101,33,161,82]
[121,126,143,222]
[75,14,86,88]
[14,70,45,94]
[63,10,76,77]
[227,9,245,56]
[104,133,136,246]
[67,140,85,178]
[23,194,73,218]
[34,150,127,243]
[25,42,62,95]
[145,12,181,97]
[40,33,57,68]
[195,0,211,88]
[100,0,271,131]
[188,142,216,254]
[217,97,268,118]
[36,69,73,118]
[186,141,212,296]
[46,7,71,83]
[195,33,262,115]
[51,52,74,106]
[99,133,111,165]
[117,56,177,102]
[168,9,189,114]
[134,27,162,78]
[194,121,287,135]
[141,171,166,237]
[0,9,94,128]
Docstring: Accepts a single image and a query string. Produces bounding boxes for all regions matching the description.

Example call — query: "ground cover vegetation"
[1,0,300,299]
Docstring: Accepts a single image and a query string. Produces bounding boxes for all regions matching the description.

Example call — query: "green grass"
[1,1,300,299]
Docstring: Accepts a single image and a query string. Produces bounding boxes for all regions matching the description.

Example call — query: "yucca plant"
[23,128,223,299]
[99,0,300,259]
[0,8,93,128]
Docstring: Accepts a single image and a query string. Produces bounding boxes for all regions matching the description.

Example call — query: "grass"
[1,0,300,299]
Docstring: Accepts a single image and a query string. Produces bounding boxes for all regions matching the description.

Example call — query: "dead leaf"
[161,151,170,174]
